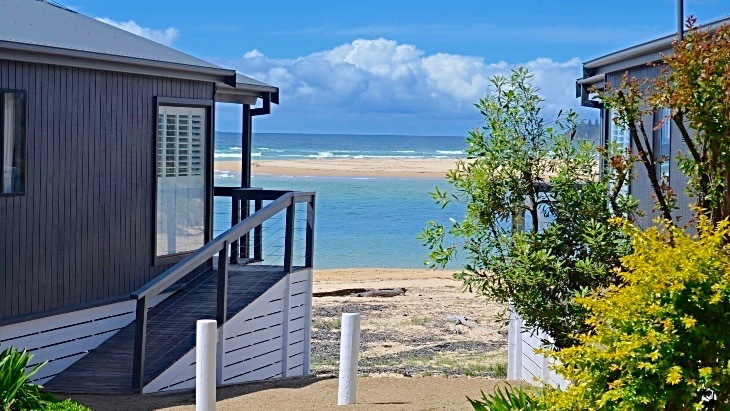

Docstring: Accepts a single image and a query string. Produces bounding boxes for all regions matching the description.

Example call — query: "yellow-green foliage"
[539,217,730,410]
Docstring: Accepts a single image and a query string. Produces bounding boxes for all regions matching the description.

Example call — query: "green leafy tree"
[420,68,635,348]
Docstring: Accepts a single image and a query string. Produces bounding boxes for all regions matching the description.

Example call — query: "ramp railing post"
[337,313,361,405]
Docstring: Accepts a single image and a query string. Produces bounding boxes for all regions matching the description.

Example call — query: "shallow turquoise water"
[214,173,465,269]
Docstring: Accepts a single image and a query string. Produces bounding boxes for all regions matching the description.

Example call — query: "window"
[155,105,207,258]
[1,91,26,195]
[608,110,630,195]
[657,107,671,182]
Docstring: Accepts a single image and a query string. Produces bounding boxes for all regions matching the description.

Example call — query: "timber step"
[45,265,293,394]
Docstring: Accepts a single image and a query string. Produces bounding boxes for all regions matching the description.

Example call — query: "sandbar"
[215,158,459,179]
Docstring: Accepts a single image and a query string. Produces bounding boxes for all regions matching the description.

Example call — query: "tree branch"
[628,122,674,223]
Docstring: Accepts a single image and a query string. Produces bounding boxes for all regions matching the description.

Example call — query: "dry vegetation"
[311,268,508,379]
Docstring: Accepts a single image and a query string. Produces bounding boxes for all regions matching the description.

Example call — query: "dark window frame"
[0,89,27,197]
[152,97,215,266]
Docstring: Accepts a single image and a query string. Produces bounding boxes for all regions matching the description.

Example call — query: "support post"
[241,105,252,188]
[302,268,314,375]
[337,313,361,405]
[240,104,253,260]
[305,196,316,268]
[283,201,295,274]
[230,196,240,264]
[131,297,147,393]
[216,241,229,384]
[240,200,250,259]
[507,306,517,380]
[196,320,217,411]
[280,273,292,377]
[254,199,263,261]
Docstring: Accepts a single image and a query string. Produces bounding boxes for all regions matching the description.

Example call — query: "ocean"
[213,132,467,269]
[213,131,467,161]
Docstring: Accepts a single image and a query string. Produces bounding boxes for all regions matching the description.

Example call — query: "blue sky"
[68,0,727,135]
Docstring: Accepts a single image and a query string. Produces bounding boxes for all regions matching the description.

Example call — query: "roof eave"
[215,82,279,105]
[0,40,237,85]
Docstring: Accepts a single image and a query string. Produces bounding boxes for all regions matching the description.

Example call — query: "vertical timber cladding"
[606,65,693,228]
[0,59,215,320]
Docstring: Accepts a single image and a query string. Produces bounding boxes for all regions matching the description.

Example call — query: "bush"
[468,385,543,411]
[540,217,730,409]
[421,68,635,348]
[44,399,92,411]
[0,346,47,411]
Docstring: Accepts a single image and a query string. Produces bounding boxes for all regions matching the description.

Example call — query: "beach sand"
[70,377,505,411]
[216,158,459,179]
[66,269,508,411]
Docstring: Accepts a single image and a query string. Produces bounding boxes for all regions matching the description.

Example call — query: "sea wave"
[214,152,242,158]
[214,152,263,158]
[213,170,236,178]
[435,150,464,155]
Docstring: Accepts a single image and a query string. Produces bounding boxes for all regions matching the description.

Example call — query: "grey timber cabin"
[0,0,316,393]
[576,16,730,228]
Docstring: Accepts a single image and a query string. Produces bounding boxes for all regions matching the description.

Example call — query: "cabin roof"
[0,0,277,99]
[584,15,730,71]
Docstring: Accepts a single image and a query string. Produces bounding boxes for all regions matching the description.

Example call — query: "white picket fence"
[507,311,567,389]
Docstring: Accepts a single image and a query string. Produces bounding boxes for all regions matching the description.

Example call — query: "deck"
[45,264,302,394]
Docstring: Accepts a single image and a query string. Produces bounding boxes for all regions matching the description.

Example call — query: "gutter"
[584,38,673,70]
[0,40,238,86]
[251,91,279,116]
[576,74,604,86]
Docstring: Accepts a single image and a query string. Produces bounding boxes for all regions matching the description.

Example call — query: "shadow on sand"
[57,375,334,411]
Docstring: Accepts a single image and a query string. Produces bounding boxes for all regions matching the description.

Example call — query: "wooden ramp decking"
[45,265,294,394]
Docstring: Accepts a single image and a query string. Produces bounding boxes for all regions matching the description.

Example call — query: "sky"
[65,0,728,136]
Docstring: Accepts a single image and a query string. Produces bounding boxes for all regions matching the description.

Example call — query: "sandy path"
[69,376,505,411]
[216,158,459,179]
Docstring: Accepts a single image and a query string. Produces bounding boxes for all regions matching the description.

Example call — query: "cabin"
[0,0,316,394]
[575,16,730,228]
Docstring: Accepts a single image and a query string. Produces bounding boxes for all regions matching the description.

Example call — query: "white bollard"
[196,319,217,411]
[337,313,361,405]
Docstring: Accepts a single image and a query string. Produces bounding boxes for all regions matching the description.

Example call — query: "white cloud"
[96,18,180,46]
[223,38,591,134]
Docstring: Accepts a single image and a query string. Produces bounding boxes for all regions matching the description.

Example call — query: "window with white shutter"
[155,105,207,257]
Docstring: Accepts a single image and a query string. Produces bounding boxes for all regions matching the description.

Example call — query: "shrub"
[0,346,47,411]
[540,217,730,409]
[468,385,543,411]
[44,399,92,411]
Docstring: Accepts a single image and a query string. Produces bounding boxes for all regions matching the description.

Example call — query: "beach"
[216,157,458,179]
